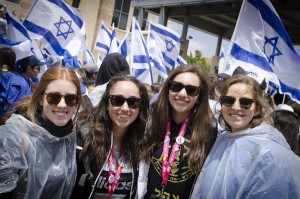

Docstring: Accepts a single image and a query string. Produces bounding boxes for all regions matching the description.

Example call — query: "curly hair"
[78,75,149,167]
[140,65,217,173]
[218,74,273,130]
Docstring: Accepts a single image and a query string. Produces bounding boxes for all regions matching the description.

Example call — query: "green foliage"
[186,50,211,74]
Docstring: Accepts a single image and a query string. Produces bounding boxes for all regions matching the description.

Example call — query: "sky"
[167,20,300,58]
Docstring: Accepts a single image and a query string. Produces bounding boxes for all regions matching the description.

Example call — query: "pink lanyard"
[161,114,190,190]
[107,148,126,199]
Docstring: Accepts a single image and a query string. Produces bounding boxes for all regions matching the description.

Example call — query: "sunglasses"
[221,96,256,109]
[109,95,142,109]
[44,92,78,106]
[169,80,200,96]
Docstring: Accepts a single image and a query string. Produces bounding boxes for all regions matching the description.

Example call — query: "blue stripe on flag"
[6,14,31,40]
[247,0,295,53]
[230,43,273,72]
[0,35,22,46]
[150,24,180,43]
[279,80,300,101]
[95,42,110,52]
[23,20,70,57]
[49,0,83,28]
[133,55,149,63]
[164,54,175,69]
[135,69,146,77]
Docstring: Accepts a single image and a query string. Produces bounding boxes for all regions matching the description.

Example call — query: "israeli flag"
[94,21,112,56]
[96,52,102,68]
[131,17,153,85]
[4,6,47,75]
[23,0,87,58]
[82,49,95,65]
[147,31,168,79]
[227,0,300,102]
[176,55,187,68]
[149,21,181,71]
[268,81,278,97]
[117,32,131,63]
[0,35,31,62]
[108,27,119,54]
[218,47,225,75]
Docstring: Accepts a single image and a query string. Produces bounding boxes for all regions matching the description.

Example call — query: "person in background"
[138,65,217,199]
[81,63,98,93]
[191,74,300,198]
[0,66,82,199]
[274,104,299,156]
[17,55,45,92]
[74,68,88,95]
[73,75,149,199]
[88,53,130,107]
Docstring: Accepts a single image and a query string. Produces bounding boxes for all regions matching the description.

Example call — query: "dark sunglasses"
[44,92,78,106]
[169,80,200,96]
[221,96,256,109]
[109,95,142,109]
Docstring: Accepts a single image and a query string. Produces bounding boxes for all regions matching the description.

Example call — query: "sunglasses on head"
[221,96,256,109]
[44,92,78,106]
[169,80,200,96]
[109,95,142,109]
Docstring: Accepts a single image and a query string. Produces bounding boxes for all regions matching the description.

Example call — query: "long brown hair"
[27,67,82,123]
[78,75,149,166]
[140,65,217,173]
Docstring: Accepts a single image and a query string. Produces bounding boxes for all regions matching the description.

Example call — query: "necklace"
[159,114,191,197]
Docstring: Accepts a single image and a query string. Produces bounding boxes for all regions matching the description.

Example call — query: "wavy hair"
[219,74,273,130]
[27,67,82,123]
[78,75,149,166]
[140,65,217,173]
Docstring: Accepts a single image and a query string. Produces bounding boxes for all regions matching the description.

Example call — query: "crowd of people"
[1,47,300,198]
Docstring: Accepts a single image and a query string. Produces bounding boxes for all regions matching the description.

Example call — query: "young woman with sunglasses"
[73,75,149,199]
[137,65,217,199]
[191,74,300,198]
[0,67,82,199]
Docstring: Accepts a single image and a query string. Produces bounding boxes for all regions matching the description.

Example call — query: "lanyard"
[107,148,126,199]
[161,114,190,190]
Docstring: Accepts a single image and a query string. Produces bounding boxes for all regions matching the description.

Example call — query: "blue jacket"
[0,72,32,116]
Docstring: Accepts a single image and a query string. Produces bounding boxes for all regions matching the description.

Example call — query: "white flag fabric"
[96,52,102,68]
[108,28,119,54]
[227,0,300,102]
[4,6,47,75]
[94,21,112,56]
[218,47,225,75]
[23,0,87,58]
[149,21,181,71]
[147,31,168,79]
[0,35,31,62]
[130,17,153,85]
[82,49,95,65]
[117,32,131,63]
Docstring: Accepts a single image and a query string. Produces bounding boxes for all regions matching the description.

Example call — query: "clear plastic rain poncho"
[0,114,77,199]
[191,123,300,199]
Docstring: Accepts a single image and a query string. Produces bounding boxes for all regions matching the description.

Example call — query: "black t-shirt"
[145,121,196,199]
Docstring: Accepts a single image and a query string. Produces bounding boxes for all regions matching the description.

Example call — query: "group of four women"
[1,63,300,199]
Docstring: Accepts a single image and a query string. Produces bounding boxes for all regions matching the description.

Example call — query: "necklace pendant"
[176,136,185,144]
[108,175,115,183]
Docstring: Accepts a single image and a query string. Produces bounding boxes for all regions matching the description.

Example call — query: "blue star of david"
[165,39,175,52]
[263,36,282,65]
[54,17,74,40]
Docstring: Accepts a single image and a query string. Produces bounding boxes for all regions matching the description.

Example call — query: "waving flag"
[23,0,87,58]
[218,47,225,75]
[108,27,119,54]
[149,21,181,71]
[4,6,47,74]
[147,31,168,79]
[94,21,112,56]
[82,49,95,65]
[131,17,153,85]
[96,52,102,68]
[117,32,131,63]
[227,0,300,102]
[176,55,187,68]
